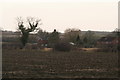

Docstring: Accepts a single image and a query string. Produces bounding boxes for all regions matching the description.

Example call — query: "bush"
[54,42,71,52]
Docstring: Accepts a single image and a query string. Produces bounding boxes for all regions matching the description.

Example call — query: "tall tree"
[64,28,81,43]
[76,35,82,47]
[17,17,41,47]
[48,29,60,47]
[82,30,96,48]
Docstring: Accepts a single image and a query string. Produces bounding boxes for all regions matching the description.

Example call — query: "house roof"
[98,36,116,42]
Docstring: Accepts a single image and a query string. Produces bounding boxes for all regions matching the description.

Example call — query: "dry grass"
[81,48,99,51]
[42,48,53,52]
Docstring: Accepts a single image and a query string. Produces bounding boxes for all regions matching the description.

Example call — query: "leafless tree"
[17,17,41,47]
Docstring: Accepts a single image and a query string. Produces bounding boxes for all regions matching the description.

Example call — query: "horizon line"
[1,27,117,32]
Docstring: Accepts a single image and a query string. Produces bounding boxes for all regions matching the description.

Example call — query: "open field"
[2,49,118,78]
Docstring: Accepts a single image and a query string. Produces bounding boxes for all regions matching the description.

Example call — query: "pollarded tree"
[17,17,41,47]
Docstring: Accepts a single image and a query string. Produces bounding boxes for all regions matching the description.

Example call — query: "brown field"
[2,49,118,78]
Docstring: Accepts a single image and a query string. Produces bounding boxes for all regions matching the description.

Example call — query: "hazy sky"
[0,0,119,32]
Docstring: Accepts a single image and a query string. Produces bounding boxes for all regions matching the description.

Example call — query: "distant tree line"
[3,17,119,52]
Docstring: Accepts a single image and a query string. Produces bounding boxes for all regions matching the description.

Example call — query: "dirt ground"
[2,49,119,78]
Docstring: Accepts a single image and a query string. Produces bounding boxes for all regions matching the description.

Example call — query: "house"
[97,37,118,45]
[37,38,48,48]
[97,36,119,52]
[24,38,48,49]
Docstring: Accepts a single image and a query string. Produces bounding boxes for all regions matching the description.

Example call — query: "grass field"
[2,49,118,78]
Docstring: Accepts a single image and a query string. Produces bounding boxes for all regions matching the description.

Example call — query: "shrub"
[54,42,71,52]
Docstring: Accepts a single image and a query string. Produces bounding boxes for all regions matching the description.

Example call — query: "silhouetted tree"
[82,30,96,48]
[76,35,82,47]
[17,17,41,47]
[113,28,120,52]
[48,29,60,47]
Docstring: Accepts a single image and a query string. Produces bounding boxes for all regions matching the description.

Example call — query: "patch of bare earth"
[2,49,118,78]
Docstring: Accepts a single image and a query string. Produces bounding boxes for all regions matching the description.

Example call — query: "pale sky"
[0,0,119,32]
